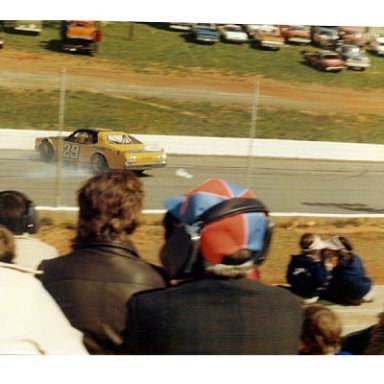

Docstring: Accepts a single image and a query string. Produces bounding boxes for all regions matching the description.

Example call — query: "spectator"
[0,224,88,355]
[121,178,303,355]
[300,304,350,355]
[37,171,166,354]
[0,190,58,269]
[321,236,374,305]
[286,233,330,304]
[341,310,384,355]
[364,311,384,354]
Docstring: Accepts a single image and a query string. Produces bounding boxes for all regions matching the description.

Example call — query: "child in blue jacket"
[286,233,330,304]
[322,236,374,306]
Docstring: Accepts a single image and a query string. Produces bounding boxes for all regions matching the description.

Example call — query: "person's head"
[0,224,15,263]
[321,235,353,263]
[299,233,328,256]
[75,171,143,244]
[0,190,39,235]
[300,304,342,355]
[160,178,273,280]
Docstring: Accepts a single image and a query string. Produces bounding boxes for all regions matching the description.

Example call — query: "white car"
[218,24,248,43]
[336,44,371,71]
[169,23,192,31]
[368,34,384,56]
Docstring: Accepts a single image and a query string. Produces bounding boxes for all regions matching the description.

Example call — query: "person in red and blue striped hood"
[120,178,304,355]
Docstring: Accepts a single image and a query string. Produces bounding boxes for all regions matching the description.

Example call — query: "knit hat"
[164,178,271,265]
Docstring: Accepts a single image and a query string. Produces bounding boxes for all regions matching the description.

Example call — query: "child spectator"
[322,236,374,306]
[300,304,350,355]
[286,233,330,304]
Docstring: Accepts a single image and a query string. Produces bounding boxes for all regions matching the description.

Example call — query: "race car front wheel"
[40,141,54,162]
[91,153,109,174]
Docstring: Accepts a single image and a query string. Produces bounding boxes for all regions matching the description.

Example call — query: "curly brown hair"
[75,171,144,244]
[300,304,342,355]
[0,224,15,263]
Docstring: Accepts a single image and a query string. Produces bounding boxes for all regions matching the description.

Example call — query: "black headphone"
[160,197,273,280]
[0,190,39,234]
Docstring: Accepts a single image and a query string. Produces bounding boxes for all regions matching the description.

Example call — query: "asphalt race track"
[1,149,384,214]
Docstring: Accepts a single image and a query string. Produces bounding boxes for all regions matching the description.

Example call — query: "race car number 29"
[63,143,80,159]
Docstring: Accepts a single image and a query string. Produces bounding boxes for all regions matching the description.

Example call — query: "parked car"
[311,26,339,48]
[244,24,262,37]
[35,128,167,174]
[13,20,42,35]
[61,20,102,56]
[337,26,362,37]
[280,25,311,45]
[302,50,346,72]
[251,25,284,50]
[340,31,367,47]
[218,24,248,43]
[190,23,220,44]
[367,33,384,56]
[0,21,3,48]
[336,44,371,70]
[169,23,192,31]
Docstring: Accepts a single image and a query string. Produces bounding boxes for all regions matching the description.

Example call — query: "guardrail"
[2,128,384,161]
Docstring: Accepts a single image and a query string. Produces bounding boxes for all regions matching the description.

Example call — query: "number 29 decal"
[63,143,80,159]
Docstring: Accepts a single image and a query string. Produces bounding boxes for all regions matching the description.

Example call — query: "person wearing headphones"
[120,178,303,355]
[0,190,58,270]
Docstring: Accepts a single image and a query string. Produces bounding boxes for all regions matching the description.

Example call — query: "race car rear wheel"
[40,141,54,162]
[91,154,109,174]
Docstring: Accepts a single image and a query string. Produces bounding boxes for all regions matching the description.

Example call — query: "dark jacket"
[325,253,372,304]
[37,238,166,354]
[286,253,329,298]
[121,277,303,355]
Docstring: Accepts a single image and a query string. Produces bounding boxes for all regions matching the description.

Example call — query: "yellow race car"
[35,128,167,174]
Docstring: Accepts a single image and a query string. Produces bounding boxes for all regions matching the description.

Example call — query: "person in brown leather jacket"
[37,171,166,354]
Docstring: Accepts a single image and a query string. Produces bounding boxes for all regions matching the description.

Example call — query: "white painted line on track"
[36,207,384,218]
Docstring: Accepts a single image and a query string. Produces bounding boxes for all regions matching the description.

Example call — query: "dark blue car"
[191,24,220,44]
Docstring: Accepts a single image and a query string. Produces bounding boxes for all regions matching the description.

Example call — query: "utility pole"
[55,66,66,207]
[128,22,135,40]
[245,80,260,189]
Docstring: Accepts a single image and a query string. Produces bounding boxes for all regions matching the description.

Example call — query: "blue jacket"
[325,253,372,304]
[286,253,329,298]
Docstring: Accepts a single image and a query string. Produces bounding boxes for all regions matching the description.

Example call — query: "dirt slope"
[1,49,384,115]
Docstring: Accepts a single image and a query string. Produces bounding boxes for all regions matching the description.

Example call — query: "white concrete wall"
[2,128,384,161]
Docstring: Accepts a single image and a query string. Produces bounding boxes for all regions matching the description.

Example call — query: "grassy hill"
[3,22,384,88]
[2,21,384,143]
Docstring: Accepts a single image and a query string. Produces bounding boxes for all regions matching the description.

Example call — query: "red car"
[340,31,367,47]
[280,25,311,45]
[302,50,346,72]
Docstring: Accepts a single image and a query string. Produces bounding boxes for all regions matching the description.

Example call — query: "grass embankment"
[2,88,384,143]
[37,211,384,285]
[2,22,384,142]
